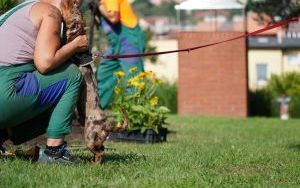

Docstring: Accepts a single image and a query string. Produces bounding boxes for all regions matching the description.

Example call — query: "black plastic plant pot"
[108,128,168,143]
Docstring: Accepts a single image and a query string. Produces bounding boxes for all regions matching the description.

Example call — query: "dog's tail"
[104,108,129,132]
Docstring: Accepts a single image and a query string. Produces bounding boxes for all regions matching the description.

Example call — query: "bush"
[249,72,300,118]
[267,72,300,118]
[249,88,272,117]
[154,81,177,114]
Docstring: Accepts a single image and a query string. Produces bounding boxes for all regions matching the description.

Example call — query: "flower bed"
[109,67,170,142]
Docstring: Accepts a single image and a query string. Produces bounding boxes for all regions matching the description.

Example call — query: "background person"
[96,0,145,109]
[0,0,88,164]
[277,94,291,120]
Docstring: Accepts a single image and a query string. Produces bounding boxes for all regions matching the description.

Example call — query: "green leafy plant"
[109,67,170,133]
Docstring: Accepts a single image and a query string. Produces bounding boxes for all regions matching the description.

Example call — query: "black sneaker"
[0,129,8,154]
[0,145,5,154]
[38,142,79,164]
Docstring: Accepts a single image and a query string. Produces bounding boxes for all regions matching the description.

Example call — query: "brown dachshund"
[61,0,128,164]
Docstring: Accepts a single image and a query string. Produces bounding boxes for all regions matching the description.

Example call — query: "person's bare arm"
[33,4,88,74]
[98,1,120,24]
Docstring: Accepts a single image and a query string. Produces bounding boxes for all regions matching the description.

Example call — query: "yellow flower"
[128,76,139,86]
[129,66,137,73]
[149,96,159,106]
[153,78,161,84]
[137,82,145,91]
[114,71,125,78]
[146,71,155,78]
[137,72,146,78]
[114,87,121,95]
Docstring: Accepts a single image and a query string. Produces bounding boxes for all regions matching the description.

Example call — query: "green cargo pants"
[0,63,82,144]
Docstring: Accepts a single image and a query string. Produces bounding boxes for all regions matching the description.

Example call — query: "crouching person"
[0,0,88,164]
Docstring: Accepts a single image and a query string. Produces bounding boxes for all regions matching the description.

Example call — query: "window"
[256,64,268,87]
[287,53,300,66]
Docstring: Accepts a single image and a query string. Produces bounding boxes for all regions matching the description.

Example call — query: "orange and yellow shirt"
[101,0,138,28]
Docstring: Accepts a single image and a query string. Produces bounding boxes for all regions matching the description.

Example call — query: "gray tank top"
[0,1,38,66]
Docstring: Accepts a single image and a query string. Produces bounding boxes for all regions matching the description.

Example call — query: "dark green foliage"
[143,28,157,63]
[249,72,300,118]
[132,0,176,19]
[0,0,19,14]
[152,1,176,18]
[267,72,300,117]
[246,0,300,24]
[132,0,152,18]
[155,81,177,114]
[249,88,272,117]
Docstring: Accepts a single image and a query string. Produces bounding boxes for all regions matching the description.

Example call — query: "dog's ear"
[60,0,74,9]
[74,0,82,8]
[60,0,74,22]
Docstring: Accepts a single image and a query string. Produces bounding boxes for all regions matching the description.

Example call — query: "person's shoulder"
[32,2,62,19]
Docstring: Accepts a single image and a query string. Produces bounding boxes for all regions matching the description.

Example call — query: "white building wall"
[248,49,282,90]
[283,50,300,72]
[145,39,178,83]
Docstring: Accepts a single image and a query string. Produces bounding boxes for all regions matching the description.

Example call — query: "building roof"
[175,0,245,10]
[249,36,300,49]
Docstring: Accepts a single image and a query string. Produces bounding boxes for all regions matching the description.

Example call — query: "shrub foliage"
[154,81,177,114]
[250,72,300,118]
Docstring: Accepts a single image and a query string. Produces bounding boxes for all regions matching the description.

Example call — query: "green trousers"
[96,20,145,109]
[0,63,82,143]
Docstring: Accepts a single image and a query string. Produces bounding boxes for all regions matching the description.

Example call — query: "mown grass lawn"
[1,115,300,187]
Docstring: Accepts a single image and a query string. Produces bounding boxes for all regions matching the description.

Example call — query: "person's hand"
[72,35,89,53]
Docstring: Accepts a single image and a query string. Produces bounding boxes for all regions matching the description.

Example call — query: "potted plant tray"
[107,128,167,143]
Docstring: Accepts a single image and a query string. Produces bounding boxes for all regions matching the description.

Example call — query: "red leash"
[103,16,299,59]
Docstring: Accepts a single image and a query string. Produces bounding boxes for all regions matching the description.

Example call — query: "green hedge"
[249,72,300,118]
[155,81,177,114]
[249,88,272,117]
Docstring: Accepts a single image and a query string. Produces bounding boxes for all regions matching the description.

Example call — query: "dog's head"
[92,144,105,164]
[60,0,85,42]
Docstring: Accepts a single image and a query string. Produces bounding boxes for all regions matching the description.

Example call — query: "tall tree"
[132,0,176,18]
[246,0,300,24]
[0,0,19,14]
